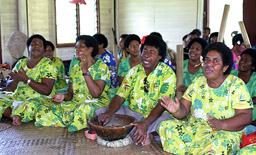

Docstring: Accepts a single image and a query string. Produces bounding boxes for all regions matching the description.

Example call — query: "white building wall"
[0,0,203,65]
[0,0,19,65]
[117,0,203,51]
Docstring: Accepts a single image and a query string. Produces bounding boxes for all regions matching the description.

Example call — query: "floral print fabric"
[231,70,256,121]
[159,75,253,154]
[183,59,204,87]
[116,62,176,118]
[13,58,110,132]
[99,50,118,88]
[0,57,56,119]
[52,57,67,91]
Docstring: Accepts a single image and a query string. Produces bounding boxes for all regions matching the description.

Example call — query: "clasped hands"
[9,67,28,83]
[160,96,223,131]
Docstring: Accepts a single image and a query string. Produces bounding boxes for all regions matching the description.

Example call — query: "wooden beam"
[217,4,230,42]
[239,21,251,48]
[176,45,183,100]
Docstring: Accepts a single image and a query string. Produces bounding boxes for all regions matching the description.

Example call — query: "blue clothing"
[99,50,118,88]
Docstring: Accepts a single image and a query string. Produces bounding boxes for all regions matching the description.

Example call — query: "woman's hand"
[160,96,180,113]
[9,67,28,83]
[207,114,223,131]
[77,51,89,73]
[130,121,148,145]
[98,113,111,126]
[52,94,64,103]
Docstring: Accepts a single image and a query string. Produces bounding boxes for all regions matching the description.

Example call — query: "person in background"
[159,42,253,154]
[189,29,201,40]
[208,32,219,44]
[5,34,56,124]
[203,27,211,43]
[231,48,256,122]
[97,35,176,146]
[183,34,190,60]
[12,35,111,132]
[117,34,129,66]
[177,38,207,94]
[93,33,118,88]
[231,34,246,70]
[44,41,67,91]
[118,34,141,85]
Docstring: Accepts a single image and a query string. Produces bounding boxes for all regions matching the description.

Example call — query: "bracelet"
[27,78,31,85]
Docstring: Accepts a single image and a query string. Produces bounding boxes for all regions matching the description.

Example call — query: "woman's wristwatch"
[83,72,90,76]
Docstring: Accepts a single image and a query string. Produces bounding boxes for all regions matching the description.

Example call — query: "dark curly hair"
[187,38,208,50]
[46,41,55,51]
[241,48,256,72]
[141,35,166,62]
[76,35,99,57]
[26,34,47,49]
[124,34,141,54]
[203,42,233,75]
[93,33,108,48]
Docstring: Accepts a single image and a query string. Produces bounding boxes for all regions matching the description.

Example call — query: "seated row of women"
[0,33,255,154]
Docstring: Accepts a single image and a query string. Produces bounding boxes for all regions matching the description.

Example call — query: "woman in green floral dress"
[177,38,207,94]
[231,48,256,121]
[159,42,253,154]
[16,35,111,132]
[3,34,56,125]
[44,41,67,91]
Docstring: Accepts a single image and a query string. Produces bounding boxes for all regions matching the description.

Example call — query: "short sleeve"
[40,60,56,80]
[116,67,136,99]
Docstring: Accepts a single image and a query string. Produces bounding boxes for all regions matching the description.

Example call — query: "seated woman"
[44,41,67,91]
[12,35,111,132]
[118,34,141,85]
[231,48,256,122]
[93,33,118,88]
[177,38,207,94]
[159,42,253,154]
[0,34,56,122]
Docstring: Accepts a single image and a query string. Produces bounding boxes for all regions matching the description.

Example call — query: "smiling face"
[75,40,92,60]
[203,50,228,81]
[28,38,45,59]
[189,42,203,61]
[44,45,54,60]
[142,45,162,73]
[126,40,140,56]
[238,54,254,72]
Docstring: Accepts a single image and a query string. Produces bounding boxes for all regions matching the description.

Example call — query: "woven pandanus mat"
[0,119,171,155]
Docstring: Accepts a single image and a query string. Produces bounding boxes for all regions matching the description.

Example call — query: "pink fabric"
[232,50,241,70]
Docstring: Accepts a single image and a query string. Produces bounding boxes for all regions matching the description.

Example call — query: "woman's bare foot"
[12,116,22,126]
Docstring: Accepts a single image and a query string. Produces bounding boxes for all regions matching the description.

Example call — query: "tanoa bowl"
[88,114,135,141]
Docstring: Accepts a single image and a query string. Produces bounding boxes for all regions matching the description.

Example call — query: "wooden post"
[217,4,230,42]
[239,21,251,48]
[176,45,183,100]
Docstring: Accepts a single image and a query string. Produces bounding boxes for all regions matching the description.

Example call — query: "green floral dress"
[183,59,204,87]
[159,75,253,154]
[28,58,110,132]
[116,62,176,118]
[52,57,67,91]
[117,57,131,106]
[231,70,256,121]
[1,57,56,120]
